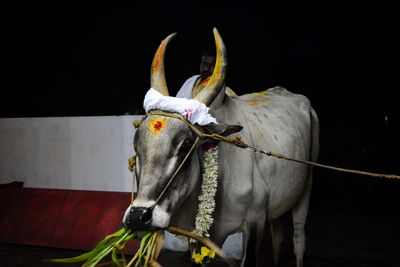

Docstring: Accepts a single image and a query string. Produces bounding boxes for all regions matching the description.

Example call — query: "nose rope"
[151,136,200,209]
[131,165,136,205]
[128,137,200,208]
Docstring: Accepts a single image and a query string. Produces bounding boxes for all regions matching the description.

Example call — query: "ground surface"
[1,211,399,267]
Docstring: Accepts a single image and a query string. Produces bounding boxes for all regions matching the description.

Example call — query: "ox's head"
[122,29,242,231]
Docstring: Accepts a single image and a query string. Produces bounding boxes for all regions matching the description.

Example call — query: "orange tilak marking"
[149,118,167,136]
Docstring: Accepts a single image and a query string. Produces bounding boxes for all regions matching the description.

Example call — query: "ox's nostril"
[124,206,153,230]
[139,208,153,225]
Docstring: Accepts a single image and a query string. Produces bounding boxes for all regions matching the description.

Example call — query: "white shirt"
[175,75,200,99]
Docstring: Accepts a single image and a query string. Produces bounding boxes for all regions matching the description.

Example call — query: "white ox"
[123,29,319,267]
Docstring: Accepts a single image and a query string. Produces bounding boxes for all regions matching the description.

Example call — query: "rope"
[247,149,400,180]
[220,136,400,180]
[152,137,200,208]
[137,110,400,180]
[128,137,201,207]
[128,156,136,204]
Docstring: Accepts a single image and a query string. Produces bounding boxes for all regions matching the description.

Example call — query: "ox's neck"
[169,156,203,231]
[170,183,200,231]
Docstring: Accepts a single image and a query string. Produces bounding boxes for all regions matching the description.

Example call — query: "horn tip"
[165,32,177,41]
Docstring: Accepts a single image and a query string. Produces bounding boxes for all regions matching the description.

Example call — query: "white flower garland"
[192,145,219,240]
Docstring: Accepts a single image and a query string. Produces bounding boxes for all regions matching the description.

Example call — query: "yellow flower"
[192,250,204,264]
[200,246,210,256]
[208,249,216,259]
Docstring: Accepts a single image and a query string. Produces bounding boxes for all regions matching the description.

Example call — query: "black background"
[2,1,399,214]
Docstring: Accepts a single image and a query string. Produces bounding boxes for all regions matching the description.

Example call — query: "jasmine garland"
[192,144,219,239]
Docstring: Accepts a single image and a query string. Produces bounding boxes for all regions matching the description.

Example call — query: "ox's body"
[175,87,318,266]
[123,30,319,267]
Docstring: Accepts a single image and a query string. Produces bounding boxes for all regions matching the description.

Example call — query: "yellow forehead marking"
[149,118,167,136]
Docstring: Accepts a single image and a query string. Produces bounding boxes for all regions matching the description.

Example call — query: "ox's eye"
[179,140,191,154]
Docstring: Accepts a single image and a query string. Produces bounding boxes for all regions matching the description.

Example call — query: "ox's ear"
[201,122,243,138]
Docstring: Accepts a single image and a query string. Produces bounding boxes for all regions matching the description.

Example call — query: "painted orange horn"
[193,28,227,106]
[150,33,176,96]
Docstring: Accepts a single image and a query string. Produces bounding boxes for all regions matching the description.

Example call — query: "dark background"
[2,2,399,214]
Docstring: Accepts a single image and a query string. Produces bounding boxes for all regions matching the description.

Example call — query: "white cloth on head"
[175,75,200,99]
[143,88,217,125]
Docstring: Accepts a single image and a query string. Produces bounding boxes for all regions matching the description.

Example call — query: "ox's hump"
[237,86,310,110]
[247,86,287,97]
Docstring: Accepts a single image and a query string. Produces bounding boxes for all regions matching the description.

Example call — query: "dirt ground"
[1,210,399,267]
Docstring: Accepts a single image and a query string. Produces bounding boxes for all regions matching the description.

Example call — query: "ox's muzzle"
[123,206,154,231]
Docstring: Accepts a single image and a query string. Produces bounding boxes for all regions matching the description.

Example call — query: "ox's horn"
[150,33,176,96]
[193,28,227,106]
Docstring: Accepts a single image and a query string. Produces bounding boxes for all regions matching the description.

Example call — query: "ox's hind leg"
[291,175,312,267]
[292,108,319,267]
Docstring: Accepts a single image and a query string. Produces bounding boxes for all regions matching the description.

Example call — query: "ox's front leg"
[270,216,285,266]
[242,216,266,267]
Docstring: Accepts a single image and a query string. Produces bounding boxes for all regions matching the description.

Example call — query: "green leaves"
[50,226,231,266]
[135,232,153,267]
[51,227,135,266]
[50,228,164,267]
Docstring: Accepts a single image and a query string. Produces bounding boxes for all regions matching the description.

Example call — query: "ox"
[123,29,319,267]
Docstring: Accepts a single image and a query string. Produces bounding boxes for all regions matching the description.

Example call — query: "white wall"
[0,115,243,259]
[0,115,140,192]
